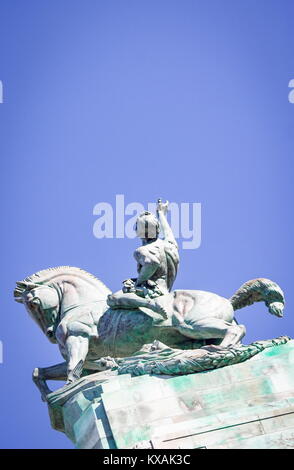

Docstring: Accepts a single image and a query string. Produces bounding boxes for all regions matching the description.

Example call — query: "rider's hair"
[135,211,160,239]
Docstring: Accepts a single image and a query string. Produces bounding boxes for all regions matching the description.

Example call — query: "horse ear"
[16,281,39,290]
[14,282,26,302]
[16,281,27,288]
[14,281,40,303]
[25,282,40,290]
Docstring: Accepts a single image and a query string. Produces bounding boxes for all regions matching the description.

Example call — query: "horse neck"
[51,275,109,316]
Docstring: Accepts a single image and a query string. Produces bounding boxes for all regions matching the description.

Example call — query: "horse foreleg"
[32,362,67,402]
[65,333,89,384]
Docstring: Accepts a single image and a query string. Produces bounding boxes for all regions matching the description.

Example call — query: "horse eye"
[28,298,40,310]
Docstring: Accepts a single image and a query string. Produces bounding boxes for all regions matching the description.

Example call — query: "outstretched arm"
[157,199,177,246]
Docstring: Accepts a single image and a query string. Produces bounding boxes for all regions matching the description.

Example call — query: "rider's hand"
[157,199,169,215]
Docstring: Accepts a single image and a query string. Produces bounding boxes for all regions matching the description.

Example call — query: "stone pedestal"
[47,340,294,449]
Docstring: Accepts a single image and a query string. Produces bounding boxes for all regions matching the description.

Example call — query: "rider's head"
[135,211,160,239]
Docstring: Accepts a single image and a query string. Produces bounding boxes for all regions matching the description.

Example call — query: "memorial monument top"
[13,199,290,448]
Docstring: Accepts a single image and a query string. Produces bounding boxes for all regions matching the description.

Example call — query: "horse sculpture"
[14,266,285,401]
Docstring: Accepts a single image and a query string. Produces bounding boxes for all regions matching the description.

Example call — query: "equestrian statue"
[14,199,285,401]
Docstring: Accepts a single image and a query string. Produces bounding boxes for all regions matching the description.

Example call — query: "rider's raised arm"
[157,199,178,247]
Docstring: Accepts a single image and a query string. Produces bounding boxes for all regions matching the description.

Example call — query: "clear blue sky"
[0,0,293,448]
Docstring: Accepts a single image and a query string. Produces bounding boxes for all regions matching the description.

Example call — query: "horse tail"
[229,278,285,318]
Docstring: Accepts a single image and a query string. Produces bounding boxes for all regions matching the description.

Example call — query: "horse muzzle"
[46,326,57,343]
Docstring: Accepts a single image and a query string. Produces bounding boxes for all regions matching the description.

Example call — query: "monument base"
[47,339,294,449]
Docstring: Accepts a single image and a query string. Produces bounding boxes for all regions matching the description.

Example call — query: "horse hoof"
[32,367,40,382]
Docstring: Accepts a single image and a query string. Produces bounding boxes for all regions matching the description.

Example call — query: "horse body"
[14,266,285,400]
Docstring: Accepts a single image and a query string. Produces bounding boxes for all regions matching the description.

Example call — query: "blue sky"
[0,0,293,448]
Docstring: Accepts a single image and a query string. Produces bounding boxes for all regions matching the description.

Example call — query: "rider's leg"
[177,317,246,347]
[107,290,168,319]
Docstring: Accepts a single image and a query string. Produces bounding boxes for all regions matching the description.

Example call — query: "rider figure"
[107,199,179,318]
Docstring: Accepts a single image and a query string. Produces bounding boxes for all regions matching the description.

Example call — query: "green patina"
[264,343,294,357]
[45,338,294,449]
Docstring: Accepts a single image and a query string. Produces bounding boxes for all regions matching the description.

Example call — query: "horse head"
[14,266,112,347]
[14,281,60,343]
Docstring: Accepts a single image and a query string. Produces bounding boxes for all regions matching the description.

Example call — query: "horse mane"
[14,266,111,300]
